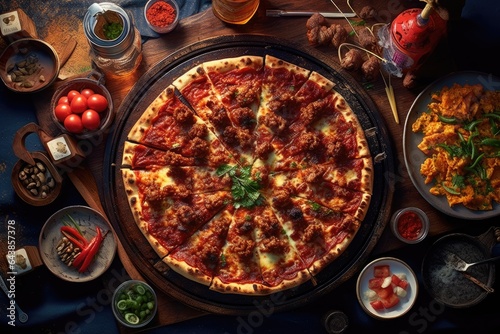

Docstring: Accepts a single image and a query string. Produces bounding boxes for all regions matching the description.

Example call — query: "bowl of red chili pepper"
[39,205,117,282]
[144,0,179,34]
[390,207,430,244]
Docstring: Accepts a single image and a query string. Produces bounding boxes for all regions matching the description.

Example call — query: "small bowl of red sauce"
[390,207,429,244]
[144,0,179,34]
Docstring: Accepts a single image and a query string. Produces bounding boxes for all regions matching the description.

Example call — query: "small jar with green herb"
[83,3,142,76]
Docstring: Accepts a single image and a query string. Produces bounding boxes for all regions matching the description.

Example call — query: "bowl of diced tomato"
[50,72,114,139]
[356,257,418,319]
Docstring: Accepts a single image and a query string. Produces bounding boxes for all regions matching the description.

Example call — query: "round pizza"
[120,54,373,295]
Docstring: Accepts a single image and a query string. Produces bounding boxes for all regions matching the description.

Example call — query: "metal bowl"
[144,0,180,34]
[0,38,59,93]
[421,230,496,308]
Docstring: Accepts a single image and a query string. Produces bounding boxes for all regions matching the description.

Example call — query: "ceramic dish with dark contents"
[39,205,117,282]
[0,38,59,93]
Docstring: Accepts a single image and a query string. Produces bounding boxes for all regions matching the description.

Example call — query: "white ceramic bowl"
[356,257,418,319]
[144,0,179,34]
[112,280,158,328]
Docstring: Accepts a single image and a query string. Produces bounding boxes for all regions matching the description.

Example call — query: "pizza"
[120,54,373,295]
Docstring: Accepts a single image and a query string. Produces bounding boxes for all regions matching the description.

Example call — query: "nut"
[56,237,82,267]
[18,160,56,199]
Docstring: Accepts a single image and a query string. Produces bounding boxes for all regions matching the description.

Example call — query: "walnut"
[361,57,381,82]
[306,13,327,30]
[359,6,377,20]
[331,24,348,49]
[357,28,377,52]
[403,71,418,89]
[305,13,347,49]
[341,49,364,71]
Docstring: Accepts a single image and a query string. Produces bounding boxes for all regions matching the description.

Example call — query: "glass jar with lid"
[83,2,142,76]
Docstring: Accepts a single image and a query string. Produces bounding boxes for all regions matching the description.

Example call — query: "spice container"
[212,0,260,25]
[0,8,38,43]
[83,2,142,76]
[144,0,179,34]
[390,207,429,244]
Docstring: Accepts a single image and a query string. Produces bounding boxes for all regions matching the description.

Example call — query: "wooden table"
[32,0,498,329]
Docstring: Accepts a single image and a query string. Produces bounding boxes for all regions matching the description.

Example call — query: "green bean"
[483,112,500,120]
[464,119,483,131]
[467,153,485,170]
[442,183,461,195]
[481,138,500,147]
[438,114,457,124]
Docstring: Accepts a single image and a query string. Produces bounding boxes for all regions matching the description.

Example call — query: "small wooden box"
[0,8,38,43]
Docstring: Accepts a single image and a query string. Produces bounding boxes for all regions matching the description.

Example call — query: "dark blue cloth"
[0,0,212,39]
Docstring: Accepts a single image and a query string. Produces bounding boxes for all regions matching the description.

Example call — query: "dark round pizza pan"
[421,227,498,308]
[102,34,395,315]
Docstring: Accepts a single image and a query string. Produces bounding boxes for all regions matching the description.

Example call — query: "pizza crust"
[121,169,170,258]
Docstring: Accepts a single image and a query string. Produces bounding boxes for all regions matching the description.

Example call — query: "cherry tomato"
[80,88,95,99]
[87,94,108,113]
[58,96,69,105]
[67,90,80,103]
[55,103,72,122]
[81,109,101,130]
[70,95,88,114]
[64,114,84,133]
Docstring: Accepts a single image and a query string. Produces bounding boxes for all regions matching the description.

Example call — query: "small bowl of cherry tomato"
[390,207,430,244]
[50,72,114,139]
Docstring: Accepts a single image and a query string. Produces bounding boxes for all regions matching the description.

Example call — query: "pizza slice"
[203,55,264,125]
[251,205,312,290]
[163,206,234,286]
[122,168,232,257]
[269,196,361,276]
[121,165,232,196]
[128,85,206,151]
[266,169,371,221]
[173,64,254,165]
[210,207,271,295]
[258,70,337,166]
[273,90,371,171]
[308,90,371,161]
[122,142,196,168]
[270,158,373,195]
[122,133,237,169]
[253,55,311,162]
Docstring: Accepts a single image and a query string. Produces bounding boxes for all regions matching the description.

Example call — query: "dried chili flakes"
[146,1,176,28]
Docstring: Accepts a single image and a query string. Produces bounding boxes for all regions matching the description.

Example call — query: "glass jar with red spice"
[144,0,179,34]
[390,207,429,244]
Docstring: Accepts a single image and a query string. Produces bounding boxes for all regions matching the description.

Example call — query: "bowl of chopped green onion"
[112,280,157,328]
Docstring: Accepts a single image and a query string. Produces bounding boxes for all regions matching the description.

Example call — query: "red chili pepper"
[78,227,103,273]
[60,226,88,249]
[72,228,100,269]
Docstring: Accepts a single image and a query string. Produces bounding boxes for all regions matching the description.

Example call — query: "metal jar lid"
[83,2,134,58]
